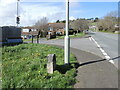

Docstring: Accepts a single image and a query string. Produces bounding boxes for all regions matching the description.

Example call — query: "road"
[32,37,105,58]
[25,32,119,88]
[90,32,119,68]
[27,31,119,68]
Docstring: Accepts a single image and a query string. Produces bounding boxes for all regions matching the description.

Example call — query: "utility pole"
[64,0,70,64]
[16,0,20,27]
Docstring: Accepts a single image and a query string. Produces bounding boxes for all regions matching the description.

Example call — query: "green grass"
[0,48,2,89]
[2,43,77,88]
[23,38,37,42]
[89,22,96,26]
[99,30,120,34]
[55,33,85,39]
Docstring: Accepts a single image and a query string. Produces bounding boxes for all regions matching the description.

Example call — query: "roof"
[21,31,39,35]
[48,23,65,28]
[21,32,31,35]
[30,31,39,35]
[21,26,34,29]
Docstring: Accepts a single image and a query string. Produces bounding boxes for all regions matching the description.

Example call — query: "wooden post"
[37,35,39,43]
[47,54,56,74]
[32,35,33,43]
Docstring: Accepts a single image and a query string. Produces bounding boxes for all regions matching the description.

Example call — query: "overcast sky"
[0,0,118,27]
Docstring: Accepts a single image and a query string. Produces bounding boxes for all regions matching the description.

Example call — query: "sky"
[0,0,118,26]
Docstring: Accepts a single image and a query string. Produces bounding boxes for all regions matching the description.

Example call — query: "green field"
[2,43,77,88]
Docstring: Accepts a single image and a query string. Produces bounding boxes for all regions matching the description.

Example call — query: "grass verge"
[23,38,37,42]
[2,43,77,88]
[99,31,120,34]
[55,33,85,39]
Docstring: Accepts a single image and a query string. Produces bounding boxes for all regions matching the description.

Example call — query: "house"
[89,25,98,31]
[48,23,65,35]
[22,26,37,32]
[56,29,65,35]
[114,24,119,28]
[21,26,37,39]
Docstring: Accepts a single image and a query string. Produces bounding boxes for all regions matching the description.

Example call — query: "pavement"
[72,48,118,88]
[25,36,119,88]
[50,45,118,88]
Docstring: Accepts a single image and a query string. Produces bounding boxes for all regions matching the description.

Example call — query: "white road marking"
[89,37,92,41]
[99,48,105,53]
[103,52,108,56]
[105,55,110,60]
[109,60,115,64]
[90,37,114,64]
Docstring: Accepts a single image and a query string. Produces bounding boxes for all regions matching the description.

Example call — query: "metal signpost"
[16,0,20,27]
[64,0,70,64]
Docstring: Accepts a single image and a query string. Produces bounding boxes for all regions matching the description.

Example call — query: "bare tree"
[97,11,118,32]
[34,17,49,37]
[70,19,89,31]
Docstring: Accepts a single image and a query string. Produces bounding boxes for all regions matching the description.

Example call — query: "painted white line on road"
[99,48,105,53]
[109,60,115,64]
[89,37,92,41]
[96,42,100,48]
[103,52,108,56]
[105,55,110,60]
[90,37,114,64]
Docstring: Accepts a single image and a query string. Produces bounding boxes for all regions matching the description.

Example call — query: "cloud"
[0,0,16,5]
[70,16,76,20]
[0,0,66,26]
[20,0,119,2]
[1,0,117,26]
[0,0,24,26]
[20,2,65,26]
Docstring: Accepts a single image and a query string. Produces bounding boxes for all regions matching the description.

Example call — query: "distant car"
[69,28,74,35]
[64,28,74,35]
[46,31,56,39]
[21,36,27,39]
[83,30,89,34]
[56,31,62,36]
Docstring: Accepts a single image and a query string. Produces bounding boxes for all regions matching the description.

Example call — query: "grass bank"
[56,33,85,39]
[99,30,120,34]
[23,38,37,42]
[2,43,77,88]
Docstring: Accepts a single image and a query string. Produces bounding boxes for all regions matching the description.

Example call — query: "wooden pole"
[32,35,33,43]
[37,35,39,43]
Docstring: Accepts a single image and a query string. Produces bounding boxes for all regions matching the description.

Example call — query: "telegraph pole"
[64,0,70,64]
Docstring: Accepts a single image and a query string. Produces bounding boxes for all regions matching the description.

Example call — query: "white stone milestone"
[47,54,56,74]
